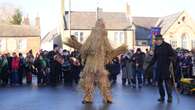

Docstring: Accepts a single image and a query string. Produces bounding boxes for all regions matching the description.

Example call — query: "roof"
[65,11,131,30]
[0,24,40,37]
[157,11,183,34]
[133,17,159,29]
[41,28,59,42]
[134,11,184,40]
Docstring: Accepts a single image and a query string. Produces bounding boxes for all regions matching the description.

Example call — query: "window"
[74,32,84,42]
[0,40,2,50]
[137,40,148,46]
[18,39,27,50]
[18,40,22,49]
[114,31,125,43]
[0,39,6,51]
[181,33,187,49]
[141,41,148,46]
[192,40,195,48]
[114,32,119,41]
[170,40,177,49]
[74,32,79,41]
[119,32,124,43]
[80,32,83,42]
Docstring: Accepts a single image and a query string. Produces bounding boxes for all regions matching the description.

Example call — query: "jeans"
[132,68,143,85]
[10,71,19,85]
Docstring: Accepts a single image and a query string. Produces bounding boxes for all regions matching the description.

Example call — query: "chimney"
[96,7,103,20]
[23,15,30,25]
[35,16,40,30]
[125,3,132,24]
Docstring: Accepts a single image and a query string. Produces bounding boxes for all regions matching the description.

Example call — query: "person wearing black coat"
[131,48,145,88]
[146,35,175,103]
[48,44,62,86]
[108,58,120,84]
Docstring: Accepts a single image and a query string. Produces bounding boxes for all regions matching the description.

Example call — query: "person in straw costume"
[64,19,127,104]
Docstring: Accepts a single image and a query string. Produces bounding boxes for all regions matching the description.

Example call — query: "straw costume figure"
[64,19,127,104]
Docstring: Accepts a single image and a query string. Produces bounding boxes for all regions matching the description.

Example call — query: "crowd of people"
[120,48,195,88]
[0,44,195,89]
[0,45,83,87]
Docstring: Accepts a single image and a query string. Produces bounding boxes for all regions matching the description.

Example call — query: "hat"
[155,34,163,40]
[136,48,141,52]
[29,49,33,54]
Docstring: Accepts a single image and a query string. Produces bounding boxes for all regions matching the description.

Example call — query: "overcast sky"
[0,0,195,37]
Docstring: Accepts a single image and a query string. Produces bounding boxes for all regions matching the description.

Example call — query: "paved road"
[0,83,195,110]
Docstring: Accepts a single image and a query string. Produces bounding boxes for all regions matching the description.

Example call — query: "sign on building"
[150,27,161,48]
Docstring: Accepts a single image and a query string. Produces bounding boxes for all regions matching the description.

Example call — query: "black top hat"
[155,34,163,40]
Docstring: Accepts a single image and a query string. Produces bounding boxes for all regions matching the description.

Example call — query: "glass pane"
[114,32,118,41]
[18,40,22,49]
[0,40,2,50]
[80,32,84,42]
[74,32,78,36]
[120,32,124,43]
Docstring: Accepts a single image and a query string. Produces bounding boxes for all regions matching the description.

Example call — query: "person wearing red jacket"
[10,52,20,86]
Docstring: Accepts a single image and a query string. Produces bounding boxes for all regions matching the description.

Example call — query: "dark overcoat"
[149,41,175,80]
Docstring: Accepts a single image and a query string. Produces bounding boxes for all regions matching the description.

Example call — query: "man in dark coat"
[131,48,145,88]
[48,44,62,86]
[147,34,175,103]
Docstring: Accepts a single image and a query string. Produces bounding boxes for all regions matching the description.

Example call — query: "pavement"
[0,81,195,110]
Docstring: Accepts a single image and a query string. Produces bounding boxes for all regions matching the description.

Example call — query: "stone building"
[0,16,41,54]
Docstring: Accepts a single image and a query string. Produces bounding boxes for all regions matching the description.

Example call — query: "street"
[0,81,195,110]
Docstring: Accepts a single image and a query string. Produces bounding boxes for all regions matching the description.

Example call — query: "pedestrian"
[110,57,120,84]
[146,34,175,103]
[131,48,145,88]
[10,52,20,86]
[34,53,48,86]
[62,54,72,85]
[48,44,64,86]
[0,54,8,86]
[25,50,34,84]
[143,50,153,85]
[18,53,25,85]
[70,57,82,85]
[121,51,133,86]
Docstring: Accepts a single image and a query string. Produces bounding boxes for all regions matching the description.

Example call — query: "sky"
[0,0,195,37]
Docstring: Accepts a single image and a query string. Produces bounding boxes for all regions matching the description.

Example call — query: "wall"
[164,12,195,50]
[0,36,40,55]
[63,29,134,50]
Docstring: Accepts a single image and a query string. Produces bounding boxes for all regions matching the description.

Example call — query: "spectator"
[10,52,20,86]
[121,50,133,86]
[18,53,25,85]
[34,53,48,86]
[143,50,153,85]
[131,48,145,88]
[0,54,9,86]
[25,50,34,84]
